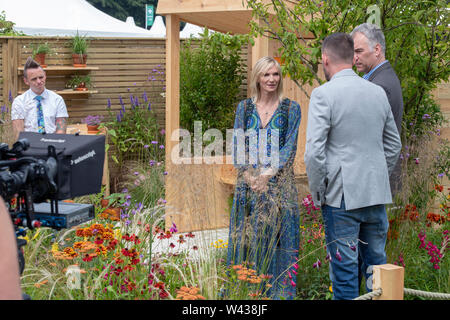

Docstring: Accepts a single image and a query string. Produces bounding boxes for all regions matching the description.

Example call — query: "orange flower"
[34,280,48,288]
[175,286,205,300]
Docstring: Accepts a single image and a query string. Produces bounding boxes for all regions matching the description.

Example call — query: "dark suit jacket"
[368,61,403,135]
[368,61,404,195]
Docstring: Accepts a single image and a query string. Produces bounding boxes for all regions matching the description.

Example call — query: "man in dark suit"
[351,23,403,196]
[351,23,404,295]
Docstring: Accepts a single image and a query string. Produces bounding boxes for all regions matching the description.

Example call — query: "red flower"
[159,290,169,299]
[82,254,93,262]
[154,282,165,290]
[114,267,123,275]
[178,235,186,244]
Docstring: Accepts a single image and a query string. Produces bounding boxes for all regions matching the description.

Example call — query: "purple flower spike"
[313,259,322,269]
[170,222,178,233]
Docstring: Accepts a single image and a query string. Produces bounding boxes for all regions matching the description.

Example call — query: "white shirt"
[11,88,69,133]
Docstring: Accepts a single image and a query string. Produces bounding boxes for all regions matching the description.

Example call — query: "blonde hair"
[250,56,283,103]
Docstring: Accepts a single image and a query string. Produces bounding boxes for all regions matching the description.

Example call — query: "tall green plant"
[102,91,163,166]
[180,29,250,136]
[71,31,89,55]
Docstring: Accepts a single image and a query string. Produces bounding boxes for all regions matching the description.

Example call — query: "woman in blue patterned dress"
[226,56,301,299]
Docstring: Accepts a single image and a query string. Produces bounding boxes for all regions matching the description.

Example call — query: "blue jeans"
[322,198,389,300]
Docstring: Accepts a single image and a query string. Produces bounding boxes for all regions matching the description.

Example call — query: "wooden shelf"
[18,89,98,98]
[18,66,99,100]
[18,66,99,75]
[56,89,98,98]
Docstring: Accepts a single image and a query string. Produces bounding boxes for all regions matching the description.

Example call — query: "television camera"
[0,132,106,274]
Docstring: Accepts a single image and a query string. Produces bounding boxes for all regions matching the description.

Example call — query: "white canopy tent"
[0,0,158,37]
[147,16,166,38]
[180,23,207,39]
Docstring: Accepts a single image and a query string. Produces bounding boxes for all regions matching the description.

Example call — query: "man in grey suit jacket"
[351,23,404,196]
[304,33,401,300]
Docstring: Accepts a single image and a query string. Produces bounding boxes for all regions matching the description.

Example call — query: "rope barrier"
[353,288,382,300]
[353,288,450,300]
[404,288,450,300]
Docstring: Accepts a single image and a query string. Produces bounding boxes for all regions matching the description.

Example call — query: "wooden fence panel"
[4,37,165,129]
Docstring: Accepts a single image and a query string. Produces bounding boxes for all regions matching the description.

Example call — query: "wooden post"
[164,14,180,230]
[165,14,180,162]
[373,264,404,300]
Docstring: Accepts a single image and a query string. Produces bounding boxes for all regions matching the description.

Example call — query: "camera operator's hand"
[0,197,22,300]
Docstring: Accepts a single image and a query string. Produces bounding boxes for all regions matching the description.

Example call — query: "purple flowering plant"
[101,67,165,166]
[82,115,104,126]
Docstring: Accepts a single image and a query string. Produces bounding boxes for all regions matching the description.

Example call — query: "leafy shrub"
[180,29,249,137]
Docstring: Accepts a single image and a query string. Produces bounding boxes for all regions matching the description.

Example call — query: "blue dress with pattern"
[226,97,301,299]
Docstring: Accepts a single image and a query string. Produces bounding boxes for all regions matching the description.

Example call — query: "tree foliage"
[0,10,24,36]
[245,0,449,137]
[86,0,158,28]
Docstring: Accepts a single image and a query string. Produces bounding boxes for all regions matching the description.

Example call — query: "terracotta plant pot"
[87,124,100,133]
[34,53,47,68]
[72,53,88,67]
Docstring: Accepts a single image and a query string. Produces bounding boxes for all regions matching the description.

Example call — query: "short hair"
[250,56,283,103]
[350,23,386,54]
[322,33,354,64]
[23,57,42,79]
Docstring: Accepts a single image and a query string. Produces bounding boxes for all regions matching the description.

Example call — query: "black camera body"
[0,132,105,274]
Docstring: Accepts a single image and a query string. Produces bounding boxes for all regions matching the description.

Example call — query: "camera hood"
[18,132,105,200]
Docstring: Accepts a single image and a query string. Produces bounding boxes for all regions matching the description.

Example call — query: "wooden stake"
[373,264,404,300]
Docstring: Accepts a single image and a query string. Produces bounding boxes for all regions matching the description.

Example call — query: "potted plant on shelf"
[70,31,89,67]
[66,75,91,91]
[82,114,104,133]
[32,42,52,68]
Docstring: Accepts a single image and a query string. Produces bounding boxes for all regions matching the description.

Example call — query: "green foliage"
[0,10,24,36]
[31,42,53,57]
[66,75,92,89]
[180,29,249,136]
[246,0,449,138]
[70,31,89,55]
[86,0,159,28]
[102,91,164,167]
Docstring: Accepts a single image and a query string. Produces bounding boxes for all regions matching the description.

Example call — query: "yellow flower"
[114,228,122,240]
[18,235,29,242]
[329,285,333,293]
[51,242,59,253]
[32,229,41,240]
